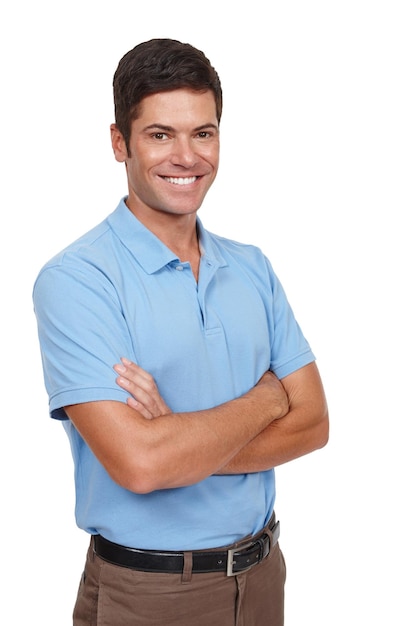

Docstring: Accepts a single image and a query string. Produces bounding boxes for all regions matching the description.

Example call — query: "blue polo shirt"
[33,198,315,550]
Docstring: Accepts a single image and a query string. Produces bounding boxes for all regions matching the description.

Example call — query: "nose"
[171,136,198,168]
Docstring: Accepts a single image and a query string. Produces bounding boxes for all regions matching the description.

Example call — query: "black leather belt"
[93,518,280,576]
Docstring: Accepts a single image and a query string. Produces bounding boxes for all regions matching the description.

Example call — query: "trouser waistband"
[93,515,280,576]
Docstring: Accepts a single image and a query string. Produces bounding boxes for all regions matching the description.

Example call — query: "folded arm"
[113,359,329,475]
[217,362,329,473]
[64,369,289,494]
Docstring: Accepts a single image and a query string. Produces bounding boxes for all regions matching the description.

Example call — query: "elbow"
[315,408,330,451]
[123,475,158,495]
[117,474,160,496]
[115,457,201,495]
[126,465,168,494]
[109,456,163,495]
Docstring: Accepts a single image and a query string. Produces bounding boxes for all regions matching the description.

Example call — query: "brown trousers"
[73,536,286,626]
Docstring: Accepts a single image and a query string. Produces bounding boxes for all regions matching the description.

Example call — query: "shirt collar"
[107,198,228,274]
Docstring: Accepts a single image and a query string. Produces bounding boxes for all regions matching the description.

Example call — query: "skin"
[114,358,329,475]
[110,88,220,279]
[65,88,329,493]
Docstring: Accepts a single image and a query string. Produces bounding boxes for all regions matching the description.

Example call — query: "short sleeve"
[265,257,316,378]
[33,257,134,418]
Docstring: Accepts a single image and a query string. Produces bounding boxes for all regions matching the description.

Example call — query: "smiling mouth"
[163,176,198,185]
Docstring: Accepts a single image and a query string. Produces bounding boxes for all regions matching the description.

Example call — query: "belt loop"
[264,528,273,559]
[181,551,193,584]
[90,536,97,563]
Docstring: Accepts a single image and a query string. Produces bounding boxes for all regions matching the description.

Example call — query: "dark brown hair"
[113,38,223,153]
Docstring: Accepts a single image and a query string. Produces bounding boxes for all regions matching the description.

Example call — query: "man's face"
[111,88,220,221]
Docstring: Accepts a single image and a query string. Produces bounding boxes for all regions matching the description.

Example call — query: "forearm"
[138,390,285,489]
[66,371,288,494]
[217,362,329,474]
[216,405,329,474]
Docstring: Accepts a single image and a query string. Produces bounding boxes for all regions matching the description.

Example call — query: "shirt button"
[176,265,184,271]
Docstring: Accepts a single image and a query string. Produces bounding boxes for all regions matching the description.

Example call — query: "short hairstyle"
[113,38,223,152]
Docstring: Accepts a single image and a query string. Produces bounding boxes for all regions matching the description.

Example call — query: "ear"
[110,124,129,162]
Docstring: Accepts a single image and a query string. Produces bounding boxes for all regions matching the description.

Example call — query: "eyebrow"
[142,123,219,133]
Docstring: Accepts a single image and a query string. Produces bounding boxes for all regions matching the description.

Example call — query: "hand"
[113,357,171,419]
[254,370,290,419]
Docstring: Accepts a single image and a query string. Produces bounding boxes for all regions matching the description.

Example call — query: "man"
[33,38,328,626]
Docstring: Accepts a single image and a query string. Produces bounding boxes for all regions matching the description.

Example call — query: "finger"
[114,361,146,380]
[121,357,154,381]
[115,374,157,408]
[126,396,154,419]
[114,359,171,416]
[116,374,165,415]
[114,361,155,391]
[116,375,150,401]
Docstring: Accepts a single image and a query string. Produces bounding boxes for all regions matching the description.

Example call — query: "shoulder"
[205,228,279,285]
[37,219,111,272]
[201,223,269,265]
[32,218,121,320]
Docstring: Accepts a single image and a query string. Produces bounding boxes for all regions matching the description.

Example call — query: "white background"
[1,1,416,624]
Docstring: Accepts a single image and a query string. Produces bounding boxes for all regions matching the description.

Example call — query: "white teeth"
[164,176,197,185]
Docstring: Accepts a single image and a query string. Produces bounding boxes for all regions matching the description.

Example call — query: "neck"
[125,199,201,279]
[165,225,201,282]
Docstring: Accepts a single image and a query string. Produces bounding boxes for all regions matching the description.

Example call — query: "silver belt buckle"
[226,541,258,577]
